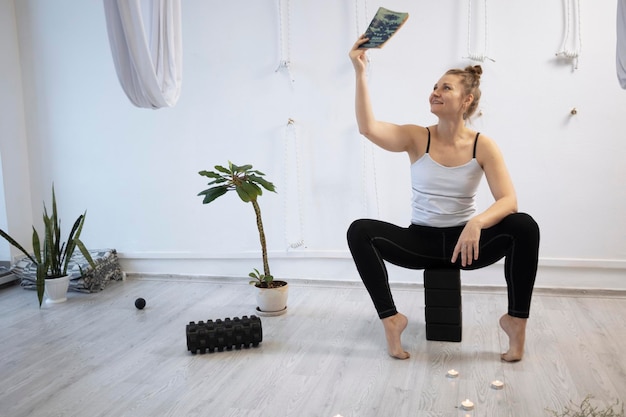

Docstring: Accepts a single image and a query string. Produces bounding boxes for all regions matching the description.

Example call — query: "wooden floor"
[1,276,625,417]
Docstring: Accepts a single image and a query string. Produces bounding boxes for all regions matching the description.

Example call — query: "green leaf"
[32,228,42,264]
[0,229,37,264]
[206,178,228,186]
[236,181,262,202]
[199,186,228,204]
[235,186,253,203]
[243,181,262,197]
[74,212,86,239]
[33,228,45,307]
[198,170,224,179]
[36,261,45,307]
[235,164,253,173]
[51,186,59,244]
[214,165,231,174]
[248,175,276,192]
[75,239,97,270]
[62,214,84,275]
[42,210,57,276]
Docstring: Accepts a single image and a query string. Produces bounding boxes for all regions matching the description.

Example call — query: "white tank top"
[410,130,484,227]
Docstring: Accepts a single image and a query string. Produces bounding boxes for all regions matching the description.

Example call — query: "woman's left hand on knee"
[452,221,481,266]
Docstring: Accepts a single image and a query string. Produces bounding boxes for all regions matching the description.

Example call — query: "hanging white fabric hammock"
[618,0,626,89]
[103,0,183,109]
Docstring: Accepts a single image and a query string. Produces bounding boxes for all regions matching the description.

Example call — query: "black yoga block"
[423,269,463,342]
[424,269,461,289]
[186,315,262,354]
[426,323,462,342]
[424,289,462,307]
[425,306,462,325]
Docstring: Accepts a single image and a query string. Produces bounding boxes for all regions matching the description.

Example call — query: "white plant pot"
[255,281,288,316]
[45,275,70,303]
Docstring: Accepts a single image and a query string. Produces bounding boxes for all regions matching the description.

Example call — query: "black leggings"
[346,213,540,319]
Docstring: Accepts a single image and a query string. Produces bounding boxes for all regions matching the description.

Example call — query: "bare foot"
[499,314,527,362]
[381,313,410,360]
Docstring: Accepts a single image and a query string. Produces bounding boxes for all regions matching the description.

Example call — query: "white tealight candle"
[446,369,459,378]
[491,380,504,390]
[461,399,474,410]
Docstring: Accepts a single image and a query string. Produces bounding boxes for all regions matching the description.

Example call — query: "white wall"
[3,0,626,289]
[0,0,33,261]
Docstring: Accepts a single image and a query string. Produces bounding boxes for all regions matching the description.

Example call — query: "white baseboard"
[116,250,626,291]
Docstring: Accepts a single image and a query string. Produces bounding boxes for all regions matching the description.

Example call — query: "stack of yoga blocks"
[424,269,462,342]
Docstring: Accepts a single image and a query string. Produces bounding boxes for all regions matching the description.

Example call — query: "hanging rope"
[361,140,381,219]
[556,0,582,70]
[355,0,371,68]
[276,0,299,247]
[275,0,294,83]
[463,0,495,63]
[283,119,305,249]
[354,0,380,219]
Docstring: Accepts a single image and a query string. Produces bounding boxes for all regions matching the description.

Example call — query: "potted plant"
[198,161,288,315]
[0,185,96,306]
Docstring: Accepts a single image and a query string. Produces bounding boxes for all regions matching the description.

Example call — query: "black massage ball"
[135,297,146,310]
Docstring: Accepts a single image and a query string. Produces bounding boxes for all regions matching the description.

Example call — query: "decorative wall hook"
[274,60,291,73]
[463,53,496,63]
[570,108,578,115]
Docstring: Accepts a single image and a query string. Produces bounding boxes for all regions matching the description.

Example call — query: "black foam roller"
[186,315,262,354]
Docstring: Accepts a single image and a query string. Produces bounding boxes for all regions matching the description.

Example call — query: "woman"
[347,35,540,362]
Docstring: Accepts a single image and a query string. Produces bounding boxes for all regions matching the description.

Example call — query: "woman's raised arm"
[349,36,423,158]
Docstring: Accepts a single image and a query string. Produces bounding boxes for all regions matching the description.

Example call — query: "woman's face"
[429,74,471,119]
